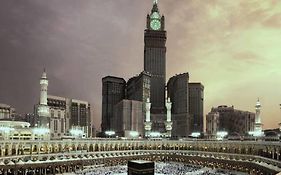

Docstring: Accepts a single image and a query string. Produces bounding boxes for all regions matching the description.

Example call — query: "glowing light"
[248,130,264,137]
[129,131,139,138]
[151,12,160,19]
[70,128,84,137]
[191,132,201,138]
[216,131,228,140]
[32,128,49,135]
[149,132,161,137]
[0,127,15,133]
[105,131,115,136]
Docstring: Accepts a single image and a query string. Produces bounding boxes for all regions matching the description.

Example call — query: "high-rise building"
[189,83,204,132]
[43,95,93,139]
[127,71,151,103]
[167,73,190,137]
[100,1,205,138]
[206,105,255,137]
[47,95,67,139]
[69,99,91,137]
[144,1,166,112]
[112,100,144,137]
[0,103,15,120]
[101,76,126,132]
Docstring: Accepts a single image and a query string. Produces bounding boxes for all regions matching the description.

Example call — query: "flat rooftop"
[129,160,153,164]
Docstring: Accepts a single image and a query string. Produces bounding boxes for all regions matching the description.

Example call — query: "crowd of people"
[72,162,247,175]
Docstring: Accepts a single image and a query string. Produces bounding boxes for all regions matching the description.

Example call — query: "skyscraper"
[127,71,151,103]
[100,1,204,137]
[101,76,126,132]
[144,1,166,112]
[112,99,144,137]
[189,83,204,132]
[167,73,190,137]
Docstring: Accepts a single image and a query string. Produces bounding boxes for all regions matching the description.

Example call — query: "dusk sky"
[0,0,280,130]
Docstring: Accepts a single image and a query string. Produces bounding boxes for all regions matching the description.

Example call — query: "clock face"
[150,20,161,30]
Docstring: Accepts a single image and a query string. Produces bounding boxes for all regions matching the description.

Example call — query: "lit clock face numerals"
[150,20,161,30]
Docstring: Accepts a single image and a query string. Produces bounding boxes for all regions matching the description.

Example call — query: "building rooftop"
[0,103,11,108]
[129,160,153,164]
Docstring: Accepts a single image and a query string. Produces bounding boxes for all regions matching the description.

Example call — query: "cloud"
[0,0,280,130]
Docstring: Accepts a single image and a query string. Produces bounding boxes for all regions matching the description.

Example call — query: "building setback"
[206,105,255,137]
[102,72,150,136]
[112,100,144,137]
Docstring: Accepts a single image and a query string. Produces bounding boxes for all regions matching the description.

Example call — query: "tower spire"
[42,68,47,79]
[151,0,159,13]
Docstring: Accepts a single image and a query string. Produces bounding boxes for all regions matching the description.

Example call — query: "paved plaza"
[71,162,248,175]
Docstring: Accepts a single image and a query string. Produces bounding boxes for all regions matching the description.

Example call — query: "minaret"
[37,69,50,128]
[165,97,173,138]
[144,98,152,137]
[254,98,263,133]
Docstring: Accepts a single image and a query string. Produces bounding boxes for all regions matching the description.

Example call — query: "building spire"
[42,68,47,79]
[151,0,159,13]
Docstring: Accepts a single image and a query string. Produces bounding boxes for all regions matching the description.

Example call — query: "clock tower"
[144,0,166,112]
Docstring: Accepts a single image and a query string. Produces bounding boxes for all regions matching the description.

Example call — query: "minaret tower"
[144,98,152,137]
[254,98,263,133]
[165,97,173,138]
[37,69,50,128]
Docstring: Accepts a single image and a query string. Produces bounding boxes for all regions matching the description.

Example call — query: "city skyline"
[0,0,281,130]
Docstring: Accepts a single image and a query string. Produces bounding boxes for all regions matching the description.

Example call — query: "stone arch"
[89,144,94,152]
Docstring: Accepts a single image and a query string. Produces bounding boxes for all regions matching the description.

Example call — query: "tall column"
[254,99,263,134]
[37,69,50,129]
[36,69,51,141]
[253,98,264,138]
[144,98,152,137]
[165,97,173,138]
